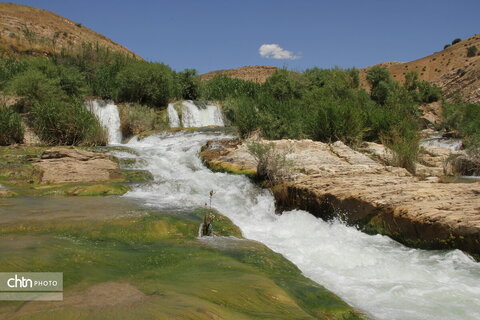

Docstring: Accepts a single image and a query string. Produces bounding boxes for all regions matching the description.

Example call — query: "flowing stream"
[99,106,480,320]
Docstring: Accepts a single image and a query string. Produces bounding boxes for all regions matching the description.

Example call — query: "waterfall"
[167,101,224,128]
[118,131,480,320]
[86,100,122,145]
[167,103,180,128]
[420,133,463,151]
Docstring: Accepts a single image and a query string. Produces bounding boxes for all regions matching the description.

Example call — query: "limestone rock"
[202,139,480,257]
[34,147,119,184]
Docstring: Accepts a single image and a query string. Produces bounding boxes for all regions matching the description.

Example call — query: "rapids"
[115,131,480,320]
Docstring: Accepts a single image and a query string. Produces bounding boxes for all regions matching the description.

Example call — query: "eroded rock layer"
[201,139,480,258]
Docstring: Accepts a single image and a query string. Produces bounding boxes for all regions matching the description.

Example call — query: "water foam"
[167,101,224,128]
[120,131,480,320]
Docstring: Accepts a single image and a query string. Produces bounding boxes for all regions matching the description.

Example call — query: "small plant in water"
[200,190,216,236]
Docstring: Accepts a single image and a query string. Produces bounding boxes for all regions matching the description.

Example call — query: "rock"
[34,147,120,184]
[202,139,480,258]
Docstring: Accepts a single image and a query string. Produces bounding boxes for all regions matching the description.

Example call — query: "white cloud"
[259,44,299,60]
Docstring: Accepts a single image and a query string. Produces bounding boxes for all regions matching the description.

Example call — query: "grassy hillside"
[0,3,141,59]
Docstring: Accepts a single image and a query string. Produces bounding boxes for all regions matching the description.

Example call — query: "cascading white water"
[420,133,463,151]
[86,100,122,145]
[118,131,480,320]
[167,101,224,128]
[167,103,181,128]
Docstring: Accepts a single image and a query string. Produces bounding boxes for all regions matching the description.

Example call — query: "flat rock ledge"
[34,147,120,184]
[201,139,480,259]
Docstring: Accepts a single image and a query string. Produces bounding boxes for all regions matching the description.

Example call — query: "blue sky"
[7,0,480,73]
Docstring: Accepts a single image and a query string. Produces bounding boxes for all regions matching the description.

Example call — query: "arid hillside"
[200,65,278,83]
[0,3,141,59]
[360,34,480,103]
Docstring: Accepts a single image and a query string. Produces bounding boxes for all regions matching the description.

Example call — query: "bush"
[382,118,420,174]
[443,44,451,50]
[452,38,462,45]
[175,69,200,100]
[115,61,175,107]
[0,58,25,89]
[246,139,292,184]
[31,99,106,146]
[467,46,478,57]
[7,69,64,105]
[263,69,303,101]
[441,102,480,152]
[201,75,260,100]
[118,103,169,137]
[0,105,23,145]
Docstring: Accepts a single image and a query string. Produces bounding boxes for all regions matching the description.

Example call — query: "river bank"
[200,138,480,259]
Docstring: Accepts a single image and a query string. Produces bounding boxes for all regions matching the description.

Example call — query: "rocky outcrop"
[34,147,120,184]
[201,139,480,258]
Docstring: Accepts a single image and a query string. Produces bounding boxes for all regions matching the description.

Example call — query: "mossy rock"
[0,200,365,319]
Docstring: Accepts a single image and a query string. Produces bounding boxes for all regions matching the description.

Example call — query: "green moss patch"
[0,199,364,319]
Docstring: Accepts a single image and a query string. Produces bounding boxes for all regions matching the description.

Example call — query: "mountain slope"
[200,65,278,83]
[0,3,141,59]
[360,34,480,103]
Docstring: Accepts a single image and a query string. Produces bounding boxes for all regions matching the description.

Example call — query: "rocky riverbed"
[201,139,480,259]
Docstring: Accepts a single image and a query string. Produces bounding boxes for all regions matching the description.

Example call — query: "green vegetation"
[246,140,292,184]
[452,38,462,45]
[203,66,433,173]
[441,101,480,153]
[0,45,207,146]
[0,145,152,197]
[118,103,169,138]
[467,45,478,57]
[31,99,107,146]
[0,199,364,319]
[0,105,23,145]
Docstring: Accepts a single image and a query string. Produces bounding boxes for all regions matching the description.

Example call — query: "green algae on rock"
[0,197,365,320]
[0,145,152,197]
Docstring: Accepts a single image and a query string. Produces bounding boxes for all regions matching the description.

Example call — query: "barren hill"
[360,34,480,103]
[0,3,141,59]
[200,65,278,83]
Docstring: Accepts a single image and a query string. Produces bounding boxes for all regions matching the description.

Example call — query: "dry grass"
[200,65,278,83]
[0,3,142,59]
[359,34,480,103]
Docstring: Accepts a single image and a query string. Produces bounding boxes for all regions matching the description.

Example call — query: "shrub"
[467,46,478,57]
[118,103,169,137]
[304,67,359,91]
[175,69,200,100]
[57,65,88,97]
[443,44,451,50]
[115,61,174,107]
[31,99,106,146]
[0,105,24,145]
[246,139,292,184]
[382,118,420,174]
[452,38,462,45]
[7,69,64,105]
[201,75,260,100]
[263,69,303,101]
[0,58,25,89]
